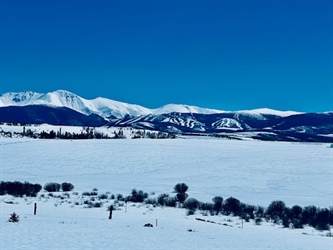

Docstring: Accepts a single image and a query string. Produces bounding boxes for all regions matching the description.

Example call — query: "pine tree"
[8,212,19,223]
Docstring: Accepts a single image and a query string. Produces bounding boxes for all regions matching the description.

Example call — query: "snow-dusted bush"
[174,183,188,193]
[174,183,189,204]
[223,197,241,216]
[255,206,265,218]
[62,192,70,199]
[315,208,330,231]
[126,189,148,203]
[82,191,98,196]
[92,202,103,208]
[184,198,199,211]
[8,212,19,223]
[61,182,74,192]
[301,205,317,226]
[254,217,262,225]
[44,182,61,192]
[176,193,188,204]
[266,200,286,221]
[212,196,223,214]
[241,203,256,220]
[199,202,214,212]
[116,194,124,201]
[144,197,157,205]
[286,205,304,228]
[83,200,103,208]
[164,197,177,207]
[186,209,195,216]
[98,193,108,200]
[0,181,41,197]
[157,193,169,206]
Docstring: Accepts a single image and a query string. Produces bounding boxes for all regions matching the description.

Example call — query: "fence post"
[34,203,37,215]
[109,205,113,220]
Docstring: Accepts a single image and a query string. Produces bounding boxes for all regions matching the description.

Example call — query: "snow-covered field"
[1,137,332,249]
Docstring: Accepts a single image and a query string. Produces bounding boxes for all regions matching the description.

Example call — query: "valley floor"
[0,137,332,249]
[0,194,332,250]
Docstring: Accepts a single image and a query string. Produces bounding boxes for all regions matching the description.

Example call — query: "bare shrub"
[44,182,60,192]
[61,182,74,192]
[8,212,19,223]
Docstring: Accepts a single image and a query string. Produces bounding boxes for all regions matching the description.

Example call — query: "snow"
[1,136,332,207]
[90,97,152,118]
[1,197,332,250]
[212,118,243,130]
[152,104,224,115]
[0,91,43,106]
[237,108,301,117]
[0,133,333,249]
[0,90,151,118]
[0,90,304,119]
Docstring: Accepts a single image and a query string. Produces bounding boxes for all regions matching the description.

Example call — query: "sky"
[0,0,332,112]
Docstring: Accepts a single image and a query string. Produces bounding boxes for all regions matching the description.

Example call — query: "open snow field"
[1,196,332,250]
[1,137,333,249]
[1,137,332,207]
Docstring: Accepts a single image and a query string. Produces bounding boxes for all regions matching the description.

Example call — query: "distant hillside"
[0,105,108,127]
[0,90,332,142]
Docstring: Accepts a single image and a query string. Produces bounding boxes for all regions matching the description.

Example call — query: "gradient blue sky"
[1,0,332,112]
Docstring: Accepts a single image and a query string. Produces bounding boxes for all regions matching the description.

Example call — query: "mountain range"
[0,90,332,142]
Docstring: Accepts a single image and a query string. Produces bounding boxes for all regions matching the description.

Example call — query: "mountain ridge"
[0,90,304,119]
[1,90,332,142]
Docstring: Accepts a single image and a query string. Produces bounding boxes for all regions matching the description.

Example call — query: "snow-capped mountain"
[1,90,332,142]
[0,91,43,106]
[0,90,152,119]
[0,90,301,119]
[237,108,300,117]
[152,104,224,115]
[0,90,224,119]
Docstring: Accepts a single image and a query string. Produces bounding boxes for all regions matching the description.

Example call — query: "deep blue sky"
[1,0,332,112]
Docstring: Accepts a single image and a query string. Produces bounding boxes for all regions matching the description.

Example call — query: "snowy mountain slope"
[1,106,332,142]
[34,90,93,115]
[212,118,243,130]
[152,104,224,115]
[1,90,332,142]
[0,91,43,105]
[106,112,333,142]
[0,105,108,126]
[90,97,152,118]
[238,108,300,117]
[0,90,301,119]
[0,90,151,119]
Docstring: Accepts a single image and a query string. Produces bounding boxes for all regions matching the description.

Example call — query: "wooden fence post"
[34,203,37,215]
[109,205,113,220]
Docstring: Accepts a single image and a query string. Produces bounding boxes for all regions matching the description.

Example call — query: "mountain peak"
[0,91,43,106]
[237,108,301,117]
[39,90,82,105]
[152,103,224,115]
[0,89,303,119]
